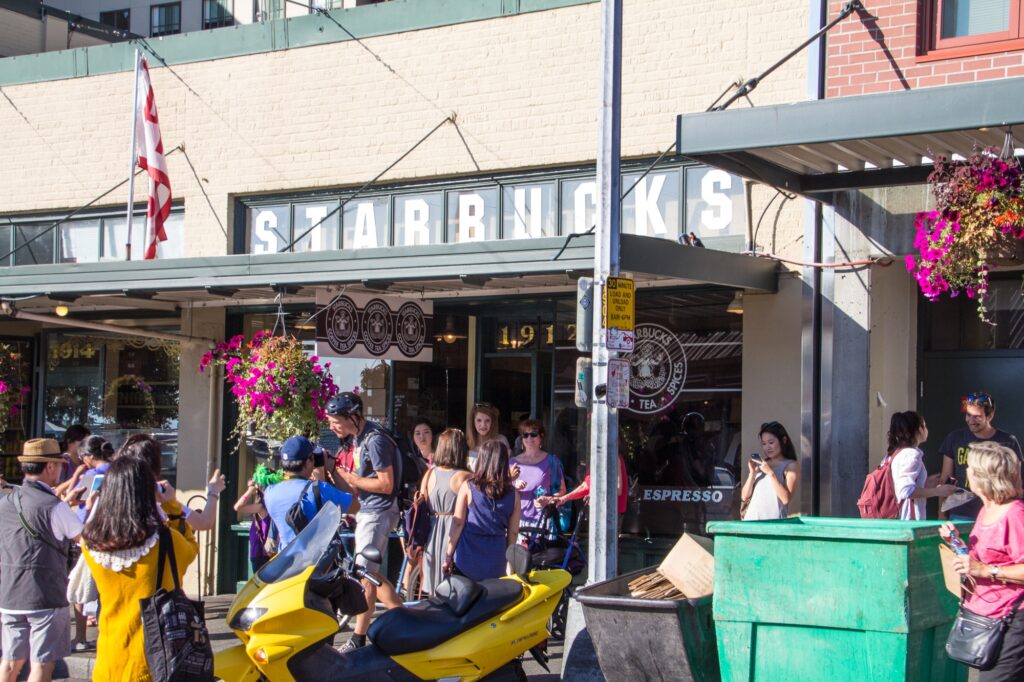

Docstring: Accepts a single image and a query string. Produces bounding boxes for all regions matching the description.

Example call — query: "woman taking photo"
[887,411,955,520]
[467,403,509,471]
[412,419,435,468]
[510,419,566,529]
[419,428,472,595]
[940,442,1024,681]
[82,455,198,681]
[741,421,800,521]
[444,440,521,581]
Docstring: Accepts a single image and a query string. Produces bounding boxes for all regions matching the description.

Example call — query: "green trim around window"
[0,0,597,87]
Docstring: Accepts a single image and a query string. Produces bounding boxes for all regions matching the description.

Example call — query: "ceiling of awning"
[676,76,1024,201]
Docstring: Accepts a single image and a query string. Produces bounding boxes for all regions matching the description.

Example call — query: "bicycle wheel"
[548,589,569,640]
[400,561,423,602]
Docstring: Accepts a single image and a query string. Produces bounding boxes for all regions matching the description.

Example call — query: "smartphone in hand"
[89,474,105,494]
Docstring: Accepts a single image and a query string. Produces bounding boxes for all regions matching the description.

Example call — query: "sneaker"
[72,640,94,653]
[338,638,365,654]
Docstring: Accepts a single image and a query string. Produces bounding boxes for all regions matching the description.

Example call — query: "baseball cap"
[280,436,315,462]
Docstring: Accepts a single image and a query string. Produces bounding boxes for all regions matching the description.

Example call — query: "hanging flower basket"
[0,343,29,434]
[906,147,1024,321]
[199,332,338,442]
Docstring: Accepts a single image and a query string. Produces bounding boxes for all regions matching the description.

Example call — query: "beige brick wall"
[0,0,808,258]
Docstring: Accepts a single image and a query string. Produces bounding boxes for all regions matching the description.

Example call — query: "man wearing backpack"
[327,392,404,652]
[263,436,353,549]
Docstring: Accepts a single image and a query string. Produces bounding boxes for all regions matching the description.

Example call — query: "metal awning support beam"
[0,302,215,347]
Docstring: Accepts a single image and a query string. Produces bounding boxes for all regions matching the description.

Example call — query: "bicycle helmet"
[325,392,363,417]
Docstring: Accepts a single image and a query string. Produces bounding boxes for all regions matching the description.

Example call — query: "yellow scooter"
[215,503,570,681]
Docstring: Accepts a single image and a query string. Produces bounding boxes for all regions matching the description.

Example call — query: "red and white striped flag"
[134,58,171,260]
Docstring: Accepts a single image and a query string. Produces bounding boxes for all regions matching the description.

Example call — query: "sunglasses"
[965,392,992,404]
[760,421,782,430]
[520,431,541,439]
[473,402,495,410]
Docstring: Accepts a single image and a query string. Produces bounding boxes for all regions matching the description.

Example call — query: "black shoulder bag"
[945,587,1024,670]
[286,479,322,535]
[139,527,214,682]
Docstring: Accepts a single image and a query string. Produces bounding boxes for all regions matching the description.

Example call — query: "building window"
[99,8,131,31]
[925,0,1023,54]
[203,0,234,28]
[151,2,181,36]
[0,209,185,267]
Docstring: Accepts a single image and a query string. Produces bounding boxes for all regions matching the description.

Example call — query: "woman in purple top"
[510,419,565,528]
[445,440,521,582]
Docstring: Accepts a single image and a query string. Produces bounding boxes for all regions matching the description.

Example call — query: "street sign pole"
[588,0,622,584]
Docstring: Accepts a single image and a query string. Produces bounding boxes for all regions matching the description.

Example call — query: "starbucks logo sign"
[629,323,687,414]
[396,302,426,357]
[362,299,393,356]
[325,295,359,354]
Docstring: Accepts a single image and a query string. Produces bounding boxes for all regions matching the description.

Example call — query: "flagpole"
[124,48,141,261]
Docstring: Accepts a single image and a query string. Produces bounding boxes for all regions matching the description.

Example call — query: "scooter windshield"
[256,503,341,584]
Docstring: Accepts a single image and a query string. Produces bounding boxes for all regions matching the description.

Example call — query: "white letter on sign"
[574,182,596,234]
[457,194,485,242]
[701,169,733,231]
[512,187,543,239]
[352,202,379,249]
[403,199,430,246]
[253,210,280,254]
[635,175,667,236]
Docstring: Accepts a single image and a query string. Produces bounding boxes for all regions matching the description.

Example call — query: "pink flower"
[904,255,916,272]
[0,380,7,394]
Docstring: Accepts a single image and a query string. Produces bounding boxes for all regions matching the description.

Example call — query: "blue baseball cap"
[280,436,315,462]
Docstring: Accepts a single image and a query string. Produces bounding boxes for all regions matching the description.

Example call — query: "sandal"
[72,640,95,653]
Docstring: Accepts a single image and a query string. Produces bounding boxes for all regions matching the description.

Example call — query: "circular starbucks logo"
[325,295,359,354]
[396,302,426,357]
[629,323,687,414]
[362,299,393,356]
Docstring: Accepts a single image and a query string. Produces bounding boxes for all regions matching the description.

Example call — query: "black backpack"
[286,479,323,535]
[367,428,428,512]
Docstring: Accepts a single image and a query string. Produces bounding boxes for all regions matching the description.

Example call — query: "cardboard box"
[657,533,714,599]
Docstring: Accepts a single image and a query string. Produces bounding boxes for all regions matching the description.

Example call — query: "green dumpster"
[707,518,969,682]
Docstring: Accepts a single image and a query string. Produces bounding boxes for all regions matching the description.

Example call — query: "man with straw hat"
[0,439,84,682]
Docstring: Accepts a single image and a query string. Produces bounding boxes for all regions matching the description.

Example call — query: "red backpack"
[857,455,901,519]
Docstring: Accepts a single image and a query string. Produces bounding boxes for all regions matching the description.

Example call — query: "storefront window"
[392,315,468,440]
[1,339,33,482]
[43,334,180,484]
[923,276,1024,350]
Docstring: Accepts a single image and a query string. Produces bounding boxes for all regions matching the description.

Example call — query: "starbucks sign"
[629,323,688,414]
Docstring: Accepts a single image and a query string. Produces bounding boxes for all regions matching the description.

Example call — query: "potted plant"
[906,147,1024,321]
[200,332,338,441]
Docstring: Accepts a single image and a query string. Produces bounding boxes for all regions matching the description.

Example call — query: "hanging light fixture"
[54,305,70,317]
[726,291,744,315]
[435,315,466,344]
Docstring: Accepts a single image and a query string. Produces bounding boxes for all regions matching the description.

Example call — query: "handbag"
[404,493,432,556]
[139,527,214,682]
[286,479,322,535]
[945,590,1024,670]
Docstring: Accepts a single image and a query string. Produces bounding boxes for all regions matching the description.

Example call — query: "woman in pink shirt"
[941,441,1024,681]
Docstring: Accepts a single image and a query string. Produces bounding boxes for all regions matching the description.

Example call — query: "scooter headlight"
[229,606,267,632]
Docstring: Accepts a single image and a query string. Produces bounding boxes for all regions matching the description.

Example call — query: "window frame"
[921,0,1024,60]
[150,2,182,37]
[202,0,235,29]
[99,8,131,31]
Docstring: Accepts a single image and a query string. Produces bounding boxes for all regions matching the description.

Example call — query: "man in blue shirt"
[264,436,353,548]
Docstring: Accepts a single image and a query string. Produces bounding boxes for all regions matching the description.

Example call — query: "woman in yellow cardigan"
[82,455,198,682]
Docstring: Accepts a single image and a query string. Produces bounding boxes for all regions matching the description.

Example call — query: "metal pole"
[588,0,622,584]
[125,48,141,261]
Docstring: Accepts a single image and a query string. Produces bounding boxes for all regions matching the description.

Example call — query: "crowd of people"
[0,429,224,682]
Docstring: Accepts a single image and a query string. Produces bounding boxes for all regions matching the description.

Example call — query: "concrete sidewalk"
[41,595,562,681]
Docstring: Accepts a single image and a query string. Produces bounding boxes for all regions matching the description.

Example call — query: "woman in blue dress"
[444,440,521,581]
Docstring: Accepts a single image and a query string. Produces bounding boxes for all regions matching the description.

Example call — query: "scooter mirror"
[359,546,383,565]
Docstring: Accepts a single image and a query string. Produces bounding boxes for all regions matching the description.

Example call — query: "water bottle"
[948,528,969,556]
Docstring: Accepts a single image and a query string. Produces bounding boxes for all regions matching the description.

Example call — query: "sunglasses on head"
[520,431,541,439]
[473,402,495,410]
[760,421,782,431]
[966,392,992,404]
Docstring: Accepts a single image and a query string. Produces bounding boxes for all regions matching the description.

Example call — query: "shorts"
[354,503,399,573]
[1,607,70,663]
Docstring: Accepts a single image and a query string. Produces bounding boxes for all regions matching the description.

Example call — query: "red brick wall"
[826,0,1024,97]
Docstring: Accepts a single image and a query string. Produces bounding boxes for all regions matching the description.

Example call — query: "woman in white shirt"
[888,411,956,520]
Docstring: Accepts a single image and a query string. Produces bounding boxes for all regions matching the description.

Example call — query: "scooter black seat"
[368,578,524,656]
